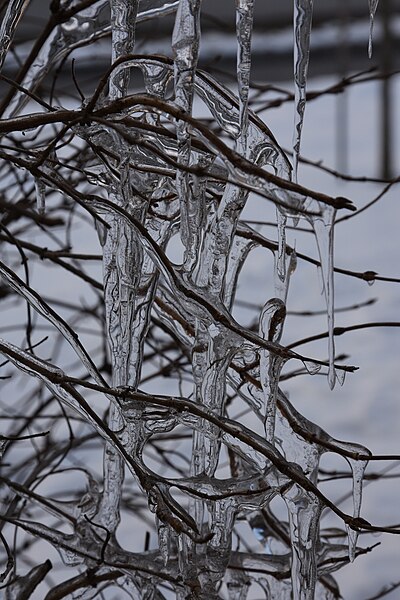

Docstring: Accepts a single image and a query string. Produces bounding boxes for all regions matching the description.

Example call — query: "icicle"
[284,485,321,600]
[172,0,202,265]
[311,204,337,389]
[158,522,171,565]
[235,0,255,156]
[275,209,287,298]
[34,177,46,215]
[293,0,314,182]
[224,236,256,310]
[259,298,286,442]
[97,0,139,539]
[274,212,297,304]
[368,0,380,58]
[109,0,138,99]
[200,324,238,475]
[345,453,370,561]
[172,0,201,114]
[206,499,237,589]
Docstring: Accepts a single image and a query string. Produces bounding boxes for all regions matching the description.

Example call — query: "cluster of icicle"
[0,1,381,598]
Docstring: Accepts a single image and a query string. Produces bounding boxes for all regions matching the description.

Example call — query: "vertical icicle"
[206,499,237,592]
[98,0,138,535]
[284,486,322,600]
[293,0,314,182]
[327,441,371,561]
[346,456,369,561]
[236,0,255,156]
[368,0,380,58]
[311,205,337,389]
[172,0,202,271]
[109,0,138,99]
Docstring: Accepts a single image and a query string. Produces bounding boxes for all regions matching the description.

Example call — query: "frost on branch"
[0,1,393,599]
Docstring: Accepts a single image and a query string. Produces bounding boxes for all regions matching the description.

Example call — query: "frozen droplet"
[303,360,321,376]
[336,368,346,386]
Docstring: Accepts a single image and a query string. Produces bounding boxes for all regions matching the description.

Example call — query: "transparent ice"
[368,0,380,58]
[0,1,382,598]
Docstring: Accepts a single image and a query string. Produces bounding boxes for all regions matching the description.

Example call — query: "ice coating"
[0,1,382,598]
[368,0,380,58]
[0,0,30,70]
[1,2,179,118]
[293,0,314,182]
[4,1,111,118]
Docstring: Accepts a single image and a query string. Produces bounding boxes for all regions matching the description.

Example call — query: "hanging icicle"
[235,0,255,156]
[368,0,380,58]
[293,0,314,182]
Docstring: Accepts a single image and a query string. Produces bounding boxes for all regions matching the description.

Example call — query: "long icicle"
[236,0,255,157]
[293,0,314,182]
[311,204,337,389]
[98,0,139,534]
[172,0,202,272]
[368,0,380,58]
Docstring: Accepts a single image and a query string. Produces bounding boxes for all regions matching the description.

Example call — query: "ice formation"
[368,0,380,58]
[0,1,383,598]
